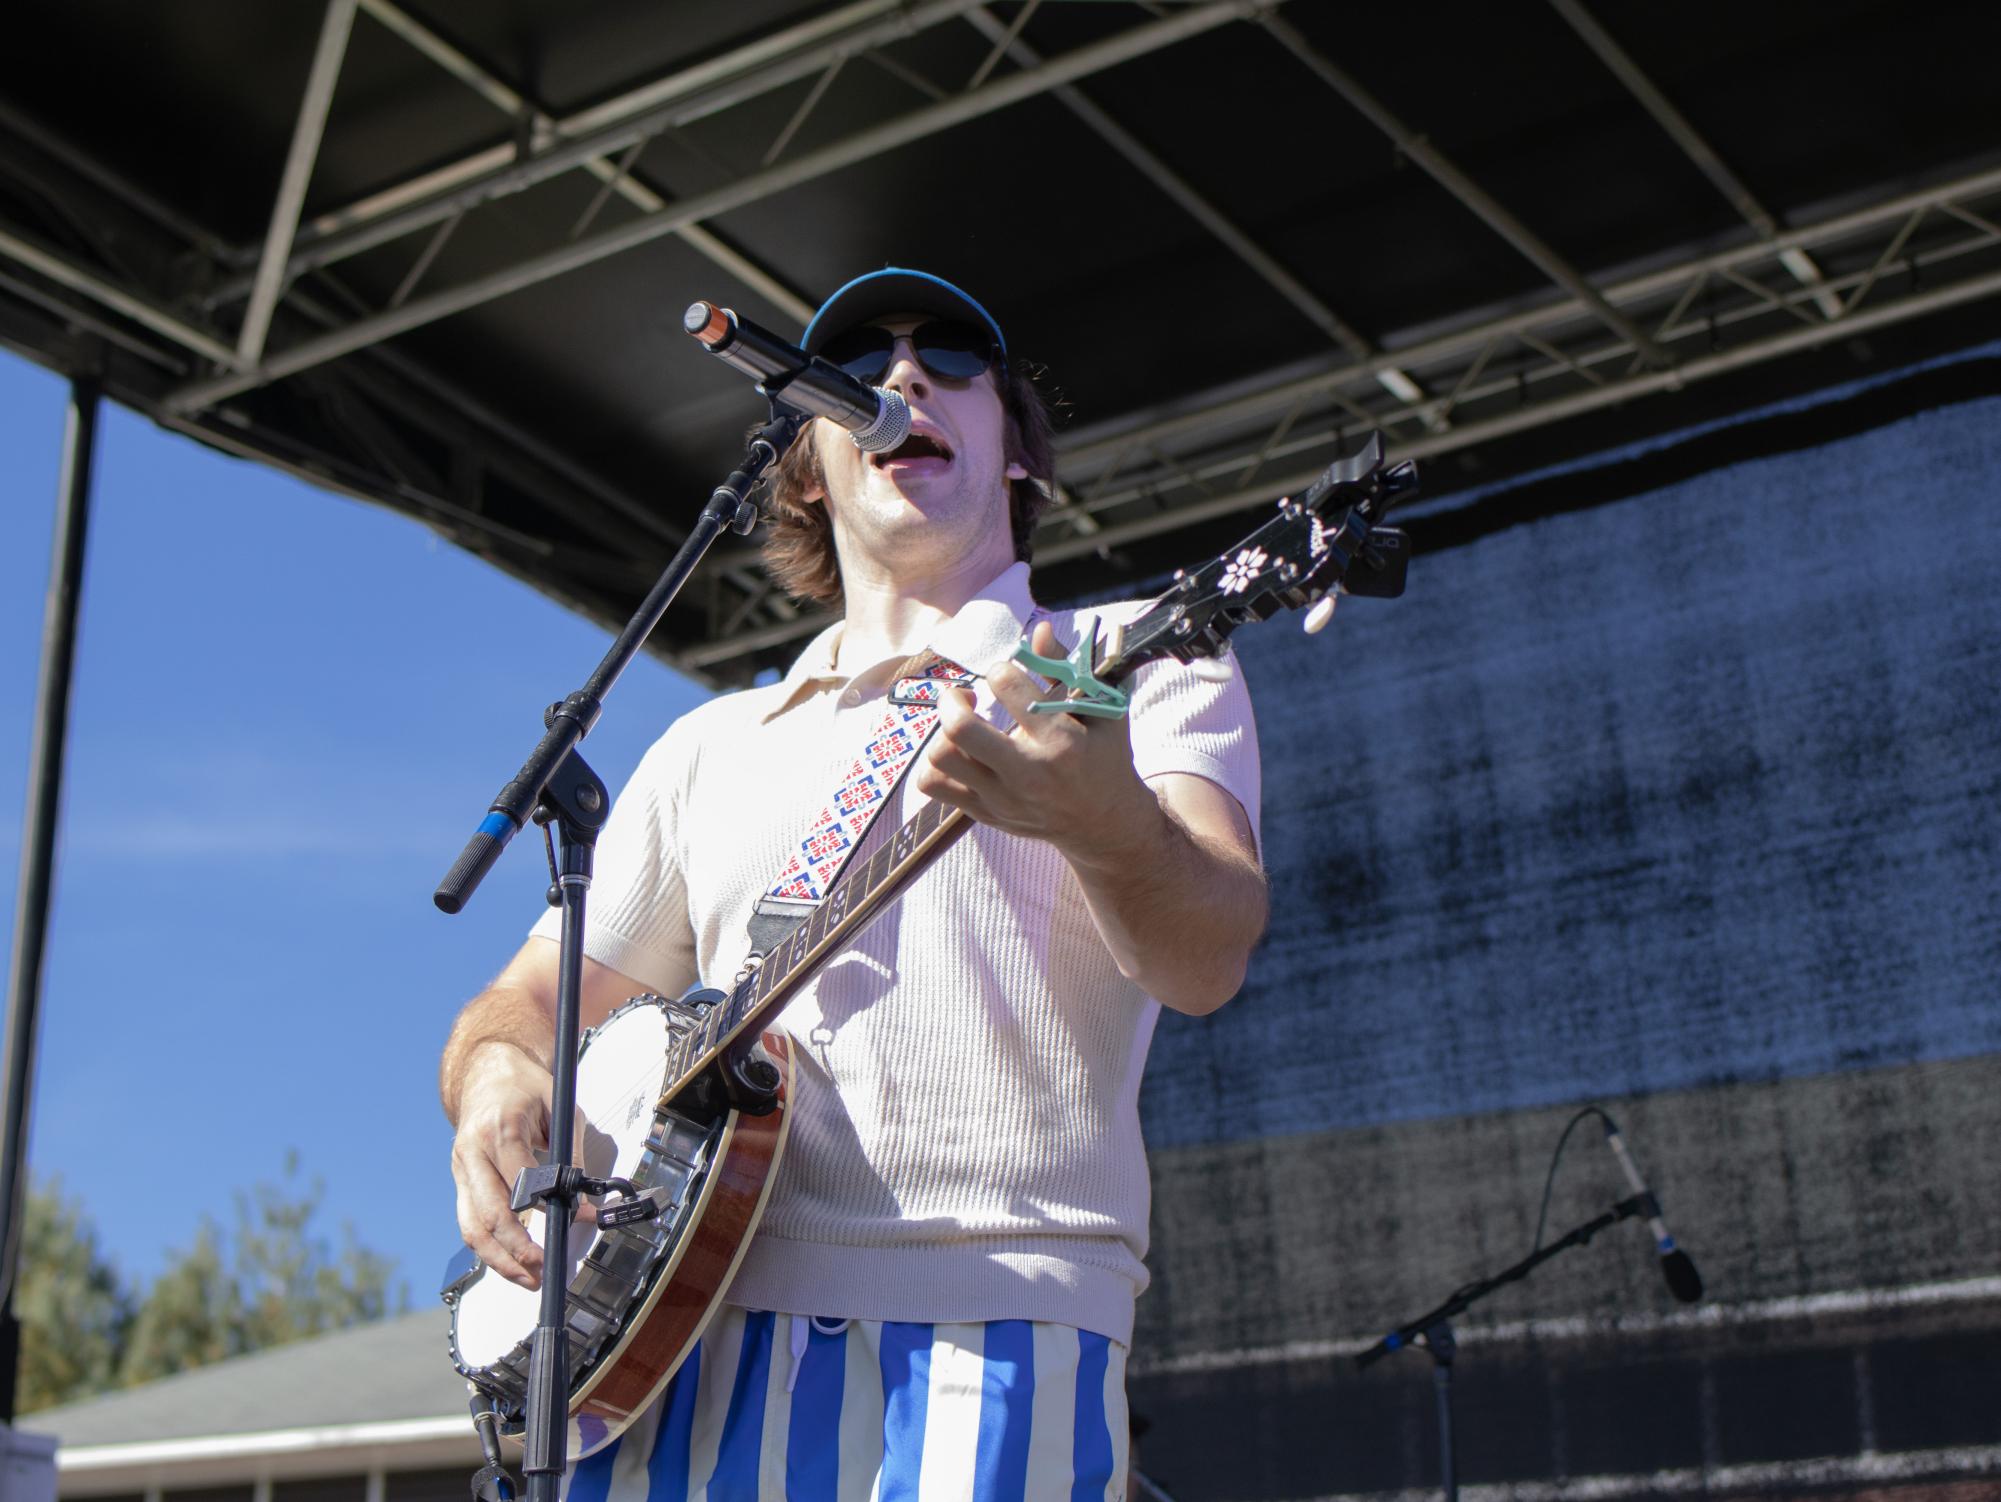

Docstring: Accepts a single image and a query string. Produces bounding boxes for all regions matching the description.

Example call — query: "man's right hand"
[440,940,664,1292]
[451,1041,558,1290]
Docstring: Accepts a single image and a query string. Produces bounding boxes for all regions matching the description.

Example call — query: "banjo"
[443,433,1416,1458]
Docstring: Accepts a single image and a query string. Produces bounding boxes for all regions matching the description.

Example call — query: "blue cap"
[802,267,1008,361]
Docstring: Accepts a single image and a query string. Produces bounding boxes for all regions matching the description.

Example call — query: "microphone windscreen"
[1663,1249,1704,1304]
[853,389,910,454]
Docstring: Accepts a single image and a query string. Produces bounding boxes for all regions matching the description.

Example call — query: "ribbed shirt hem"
[725,1235,1140,1344]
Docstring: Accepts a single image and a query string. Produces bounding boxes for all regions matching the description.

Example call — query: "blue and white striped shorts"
[565,1306,1131,1501]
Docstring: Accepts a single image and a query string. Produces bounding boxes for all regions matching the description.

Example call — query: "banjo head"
[445,994,728,1441]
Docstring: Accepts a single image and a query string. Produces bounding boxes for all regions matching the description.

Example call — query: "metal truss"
[1035,160,2001,566]
[3,0,1999,684]
[674,160,2001,671]
[208,0,1003,327]
[1544,0,1840,319]
[0,0,1272,673]
[4,0,1234,406]
[161,0,1270,415]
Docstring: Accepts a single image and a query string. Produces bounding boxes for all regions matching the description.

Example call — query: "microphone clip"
[712,406,808,536]
[752,357,822,409]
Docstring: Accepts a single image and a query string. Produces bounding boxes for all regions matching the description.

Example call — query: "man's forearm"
[1063,787,1268,1016]
[439,985,554,1125]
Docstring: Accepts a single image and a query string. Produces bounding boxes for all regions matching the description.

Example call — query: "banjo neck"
[666,791,978,1096]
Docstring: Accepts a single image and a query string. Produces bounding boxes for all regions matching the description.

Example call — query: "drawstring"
[784,1313,853,1393]
[786,1314,807,1392]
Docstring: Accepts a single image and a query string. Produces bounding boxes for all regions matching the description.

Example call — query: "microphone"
[683,301,910,454]
[1603,1116,1704,1303]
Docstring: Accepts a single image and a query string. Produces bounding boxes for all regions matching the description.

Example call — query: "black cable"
[469,1389,518,1501]
[1529,1104,1612,1256]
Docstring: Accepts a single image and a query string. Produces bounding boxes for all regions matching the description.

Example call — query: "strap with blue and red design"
[743,652,976,959]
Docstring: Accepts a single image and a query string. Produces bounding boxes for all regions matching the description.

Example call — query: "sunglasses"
[816,320,1001,385]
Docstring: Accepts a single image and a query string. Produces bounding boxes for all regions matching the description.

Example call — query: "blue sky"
[0,346,714,1303]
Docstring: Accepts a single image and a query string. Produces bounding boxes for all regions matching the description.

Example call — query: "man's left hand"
[915,619,1154,869]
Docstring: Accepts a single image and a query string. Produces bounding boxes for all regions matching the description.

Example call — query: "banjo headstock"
[1094,432,1417,683]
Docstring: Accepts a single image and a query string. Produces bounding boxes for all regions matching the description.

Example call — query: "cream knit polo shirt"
[529,562,1260,1343]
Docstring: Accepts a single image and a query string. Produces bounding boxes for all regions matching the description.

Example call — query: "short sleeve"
[527,726,699,996]
[1123,648,1261,851]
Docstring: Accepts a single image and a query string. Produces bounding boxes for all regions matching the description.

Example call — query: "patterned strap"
[744,651,976,959]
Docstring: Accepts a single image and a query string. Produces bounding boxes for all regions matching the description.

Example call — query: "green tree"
[115,1222,240,1385]
[119,1153,404,1387]
[12,1156,405,1407]
[13,1180,131,1412]
[233,1162,401,1351]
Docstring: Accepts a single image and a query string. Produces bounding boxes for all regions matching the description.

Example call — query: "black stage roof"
[4,1,1999,684]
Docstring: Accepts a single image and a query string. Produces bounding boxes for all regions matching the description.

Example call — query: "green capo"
[1012,615,1130,720]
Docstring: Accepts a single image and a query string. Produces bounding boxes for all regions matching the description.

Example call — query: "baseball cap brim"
[802,267,1008,361]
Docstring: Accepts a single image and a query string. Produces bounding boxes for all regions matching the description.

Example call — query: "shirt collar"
[758,617,847,722]
[758,561,1037,723]
[925,560,1037,677]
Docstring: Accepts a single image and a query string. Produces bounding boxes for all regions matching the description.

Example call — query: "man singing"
[441,268,1269,1498]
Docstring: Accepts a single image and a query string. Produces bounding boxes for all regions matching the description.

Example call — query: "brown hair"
[759,363,1056,608]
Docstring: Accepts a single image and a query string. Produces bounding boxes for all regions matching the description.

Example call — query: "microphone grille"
[852,389,911,454]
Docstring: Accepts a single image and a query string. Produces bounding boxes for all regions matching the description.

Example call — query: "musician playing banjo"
[440,269,1271,1498]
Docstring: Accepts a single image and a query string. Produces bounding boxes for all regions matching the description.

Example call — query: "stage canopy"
[2,0,1998,684]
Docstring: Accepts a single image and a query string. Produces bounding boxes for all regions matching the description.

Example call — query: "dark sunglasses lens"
[914,322,994,379]
[818,327,895,383]
[817,322,996,382]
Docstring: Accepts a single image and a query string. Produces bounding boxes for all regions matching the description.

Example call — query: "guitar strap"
[743,649,978,960]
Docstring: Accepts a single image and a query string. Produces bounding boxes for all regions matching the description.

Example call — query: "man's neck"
[833,541,1016,674]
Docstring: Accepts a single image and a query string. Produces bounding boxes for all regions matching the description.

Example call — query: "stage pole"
[0,377,101,1422]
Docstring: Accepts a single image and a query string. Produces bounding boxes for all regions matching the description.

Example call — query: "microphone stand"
[434,405,804,1502]
[1353,1194,1654,1502]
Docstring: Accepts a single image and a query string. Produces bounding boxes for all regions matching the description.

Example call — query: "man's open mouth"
[872,431,954,466]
